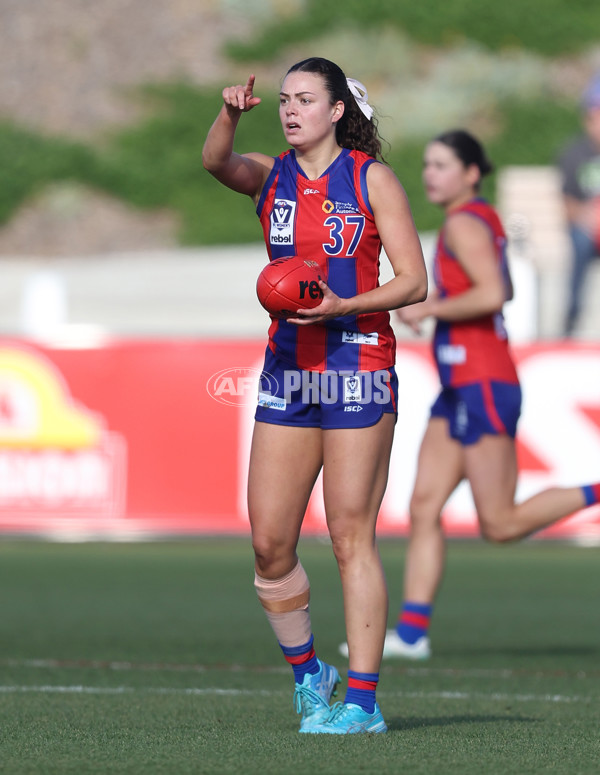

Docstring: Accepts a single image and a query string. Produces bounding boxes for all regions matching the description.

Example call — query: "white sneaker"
[382,629,431,660]
[338,629,431,660]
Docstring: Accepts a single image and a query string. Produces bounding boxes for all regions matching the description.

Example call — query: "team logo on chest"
[270,199,296,245]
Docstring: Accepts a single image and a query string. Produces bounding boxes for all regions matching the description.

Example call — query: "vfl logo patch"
[343,375,362,403]
[270,199,296,246]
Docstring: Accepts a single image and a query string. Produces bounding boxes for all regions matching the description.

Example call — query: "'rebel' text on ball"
[256,256,325,319]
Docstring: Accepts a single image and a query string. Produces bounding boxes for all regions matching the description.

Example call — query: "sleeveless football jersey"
[256,147,396,372]
[432,198,519,387]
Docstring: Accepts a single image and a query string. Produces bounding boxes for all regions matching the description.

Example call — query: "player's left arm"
[427,213,506,322]
[358,162,428,312]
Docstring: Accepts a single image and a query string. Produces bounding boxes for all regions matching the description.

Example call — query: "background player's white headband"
[346,78,373,121]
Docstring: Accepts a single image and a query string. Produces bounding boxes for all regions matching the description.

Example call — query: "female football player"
[202,57,427,734]
[339,129,600,662]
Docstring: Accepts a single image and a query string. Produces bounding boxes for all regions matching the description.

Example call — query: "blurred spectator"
[556,72,600,337]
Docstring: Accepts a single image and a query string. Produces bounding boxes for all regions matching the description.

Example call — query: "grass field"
[0,537,598,774]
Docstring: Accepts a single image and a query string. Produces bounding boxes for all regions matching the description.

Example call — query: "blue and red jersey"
[432,198,519,387]
[256,148,396,373]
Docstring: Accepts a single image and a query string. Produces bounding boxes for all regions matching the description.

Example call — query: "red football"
[256,256,324,318]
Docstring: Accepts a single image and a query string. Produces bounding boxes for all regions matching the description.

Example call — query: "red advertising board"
[0,337,598,542]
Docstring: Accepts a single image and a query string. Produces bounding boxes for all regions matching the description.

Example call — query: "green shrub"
[0,0,594,246]
[227,0,600,60]
[0,123,97,223]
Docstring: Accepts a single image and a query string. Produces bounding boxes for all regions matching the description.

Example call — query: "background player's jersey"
[256,148,396,373]
[432,198,519,387]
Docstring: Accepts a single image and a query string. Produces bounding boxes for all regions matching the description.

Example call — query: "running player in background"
[202,57,427,732]
[339,129,600,661]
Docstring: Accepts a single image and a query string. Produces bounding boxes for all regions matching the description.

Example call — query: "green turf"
[0,538,597,774]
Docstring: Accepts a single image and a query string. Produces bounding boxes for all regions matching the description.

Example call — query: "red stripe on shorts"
[481,379,506,434]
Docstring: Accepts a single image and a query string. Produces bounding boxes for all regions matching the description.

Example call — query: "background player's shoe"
[294,659,340,733]
[382,629,431,659]
[307,701,387,734]
[338,629,431,660]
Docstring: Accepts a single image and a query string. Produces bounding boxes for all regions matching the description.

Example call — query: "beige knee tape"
[254,561,312,646]
[254,561,310,611]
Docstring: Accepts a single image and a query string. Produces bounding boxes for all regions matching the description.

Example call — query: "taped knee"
[254,561,310,613]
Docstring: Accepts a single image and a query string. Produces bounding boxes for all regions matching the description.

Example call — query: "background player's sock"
[280,635,319,684]
[582,483,600,506]
[344,670,379,714]
[397,601,432,644]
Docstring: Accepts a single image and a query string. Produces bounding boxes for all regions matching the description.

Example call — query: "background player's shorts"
[430,380,522,445]
[255,350,398,429]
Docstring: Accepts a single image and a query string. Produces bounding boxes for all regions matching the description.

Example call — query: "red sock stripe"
[593,483,600,502]
[401,611,430,628]
[284,647,315,666]
[347,676,377,692]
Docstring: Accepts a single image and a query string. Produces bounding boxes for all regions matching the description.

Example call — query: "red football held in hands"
[256,256,324,318]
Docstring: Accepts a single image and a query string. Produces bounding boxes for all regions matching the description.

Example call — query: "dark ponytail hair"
[285,57,385,161]
[433,129,494,189]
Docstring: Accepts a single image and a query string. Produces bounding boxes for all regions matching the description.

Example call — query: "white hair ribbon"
[346,78,374,121]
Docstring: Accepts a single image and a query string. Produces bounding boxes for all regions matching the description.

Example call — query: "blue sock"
[280,635,319,684]
[344,670,378,714]
[397,601,433,645]
[582,483,600,507]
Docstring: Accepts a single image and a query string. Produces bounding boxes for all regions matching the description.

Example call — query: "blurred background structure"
[0,0,599,541]
[1,0,599,342]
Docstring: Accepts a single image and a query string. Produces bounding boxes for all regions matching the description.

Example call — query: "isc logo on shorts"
[270,199,296,246]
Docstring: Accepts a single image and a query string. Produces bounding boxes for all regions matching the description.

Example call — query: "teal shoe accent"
[306,701,387,735]
[294,659,340,733]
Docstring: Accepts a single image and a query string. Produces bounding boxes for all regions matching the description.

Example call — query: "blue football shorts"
[430,380,522,445]
[254,349,398,430]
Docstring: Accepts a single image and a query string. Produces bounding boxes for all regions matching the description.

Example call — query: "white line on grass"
[0,685,593,704]
[379,690,594,705]
[2,658,598,680]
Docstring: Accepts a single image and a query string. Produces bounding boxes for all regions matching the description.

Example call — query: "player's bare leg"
[248,420,340,732]
[248,420,322,579]
[466,435,589,543]
[403,418,465,604]
[323,413,395,674]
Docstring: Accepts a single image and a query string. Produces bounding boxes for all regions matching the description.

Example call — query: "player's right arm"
[202,74,274,202]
